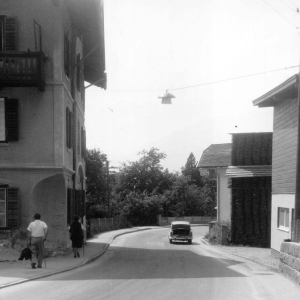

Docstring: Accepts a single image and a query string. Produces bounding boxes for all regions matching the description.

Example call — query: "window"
[0,187,19,228]
[278,207,289,230]
[0,98,18,142]
[0,16,17,51]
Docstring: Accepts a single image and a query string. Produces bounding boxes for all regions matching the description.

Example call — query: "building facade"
[0,0,106,250]
[253,75,298,256]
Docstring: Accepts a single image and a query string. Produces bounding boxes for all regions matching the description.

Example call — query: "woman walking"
[69,216,84,258]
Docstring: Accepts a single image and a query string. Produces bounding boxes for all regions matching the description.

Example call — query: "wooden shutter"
[71,112,75,149]
[81,127,86,159]
[64,31,70,77]
[7,187,19,228]
[5,98,18,141]
[66,107,70,148]
[4,17,17,51]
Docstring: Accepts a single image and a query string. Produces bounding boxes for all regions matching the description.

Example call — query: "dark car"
[168,221,193,244]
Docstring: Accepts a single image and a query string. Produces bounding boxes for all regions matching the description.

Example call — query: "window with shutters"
[0,16,17,51]
[0,98,19,143]
[0,187,19,228]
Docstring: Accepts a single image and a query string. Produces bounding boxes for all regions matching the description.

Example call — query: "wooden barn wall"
[272,97,298,194]
[231,133,272,166]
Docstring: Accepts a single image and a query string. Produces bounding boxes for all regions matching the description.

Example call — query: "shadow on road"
[40,245,249,281]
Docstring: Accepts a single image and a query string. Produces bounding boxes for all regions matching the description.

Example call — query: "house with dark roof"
[198,143,232,223]
[253,74,300,256]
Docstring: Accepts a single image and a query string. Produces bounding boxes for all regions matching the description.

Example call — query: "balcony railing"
[0,52,46,91]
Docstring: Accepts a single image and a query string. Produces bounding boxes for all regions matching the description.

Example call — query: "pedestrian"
[27,213,48,269]
[69,215,84,258]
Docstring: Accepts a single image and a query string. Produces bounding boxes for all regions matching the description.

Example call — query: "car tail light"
[170,231,173,237]
[189,231,193,237]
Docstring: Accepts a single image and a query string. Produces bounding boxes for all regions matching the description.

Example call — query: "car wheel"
[188,240,192,244]
[169,239,173,244]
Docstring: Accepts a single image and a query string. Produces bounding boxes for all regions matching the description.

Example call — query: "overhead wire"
[260,0,298,28]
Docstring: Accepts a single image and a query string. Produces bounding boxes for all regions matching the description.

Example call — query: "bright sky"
[85,0,300,172]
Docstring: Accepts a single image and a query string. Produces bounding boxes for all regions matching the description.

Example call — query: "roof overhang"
[253,75,297,107]
[67,0,106,89]
[225,165,272,178]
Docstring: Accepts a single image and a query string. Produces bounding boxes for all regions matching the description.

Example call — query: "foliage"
[181,152,203,187]
[120,192,164,226]
[85,147,217,225]
[113,148,167,198]
[85,149,108,218]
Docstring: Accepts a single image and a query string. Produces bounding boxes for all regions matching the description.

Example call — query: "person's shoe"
[77,252,80,257]
[37,266,42,268]
[31,263,36,269]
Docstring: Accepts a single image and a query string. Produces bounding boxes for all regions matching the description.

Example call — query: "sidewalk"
[0,227,152,290]
[201,239,280,272]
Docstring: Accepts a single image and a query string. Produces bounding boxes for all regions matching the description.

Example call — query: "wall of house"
[0,1,87,250]
[270,97,297,256]
[271,194,294,256]
[216,168,231,222]
[272,97,297,194]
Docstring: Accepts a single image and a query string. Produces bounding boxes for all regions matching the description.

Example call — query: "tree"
[113,148,167,198]
[85,148,109,218]
[181,152,203,187]
[162,175,203,217]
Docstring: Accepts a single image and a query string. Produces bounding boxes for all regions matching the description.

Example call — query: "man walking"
[27,213,48,269]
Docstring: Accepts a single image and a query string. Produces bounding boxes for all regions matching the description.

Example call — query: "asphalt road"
[1,226,300,300]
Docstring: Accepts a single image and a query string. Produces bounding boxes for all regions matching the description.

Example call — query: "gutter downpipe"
[294,73,300,241]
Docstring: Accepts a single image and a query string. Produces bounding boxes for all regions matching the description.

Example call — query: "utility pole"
[106,160,110,217]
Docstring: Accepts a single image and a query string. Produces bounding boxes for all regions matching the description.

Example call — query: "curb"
[0,227,152,290]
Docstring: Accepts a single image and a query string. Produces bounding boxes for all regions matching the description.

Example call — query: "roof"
[253,74,297,107]
[197,143,232,168]
[67,0,106,89]
[226,165,272,178]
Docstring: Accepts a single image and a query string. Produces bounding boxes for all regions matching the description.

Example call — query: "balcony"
[0,52,46,91]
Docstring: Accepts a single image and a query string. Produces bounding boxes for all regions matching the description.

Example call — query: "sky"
[85,0,300,172]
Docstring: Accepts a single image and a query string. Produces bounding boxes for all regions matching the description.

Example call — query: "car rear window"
[171,224,190,230]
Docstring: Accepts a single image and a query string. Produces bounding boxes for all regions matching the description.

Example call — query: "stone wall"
[279,241,300,285]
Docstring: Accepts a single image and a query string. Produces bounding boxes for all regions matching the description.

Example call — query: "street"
[1,226,300,300]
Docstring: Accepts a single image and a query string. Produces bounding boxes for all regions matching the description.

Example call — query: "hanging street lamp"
[158,90,175,104]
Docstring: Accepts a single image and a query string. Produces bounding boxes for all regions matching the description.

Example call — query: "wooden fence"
[86,215,128,238]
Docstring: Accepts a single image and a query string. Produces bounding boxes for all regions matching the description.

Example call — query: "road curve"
[1,226,300,300]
